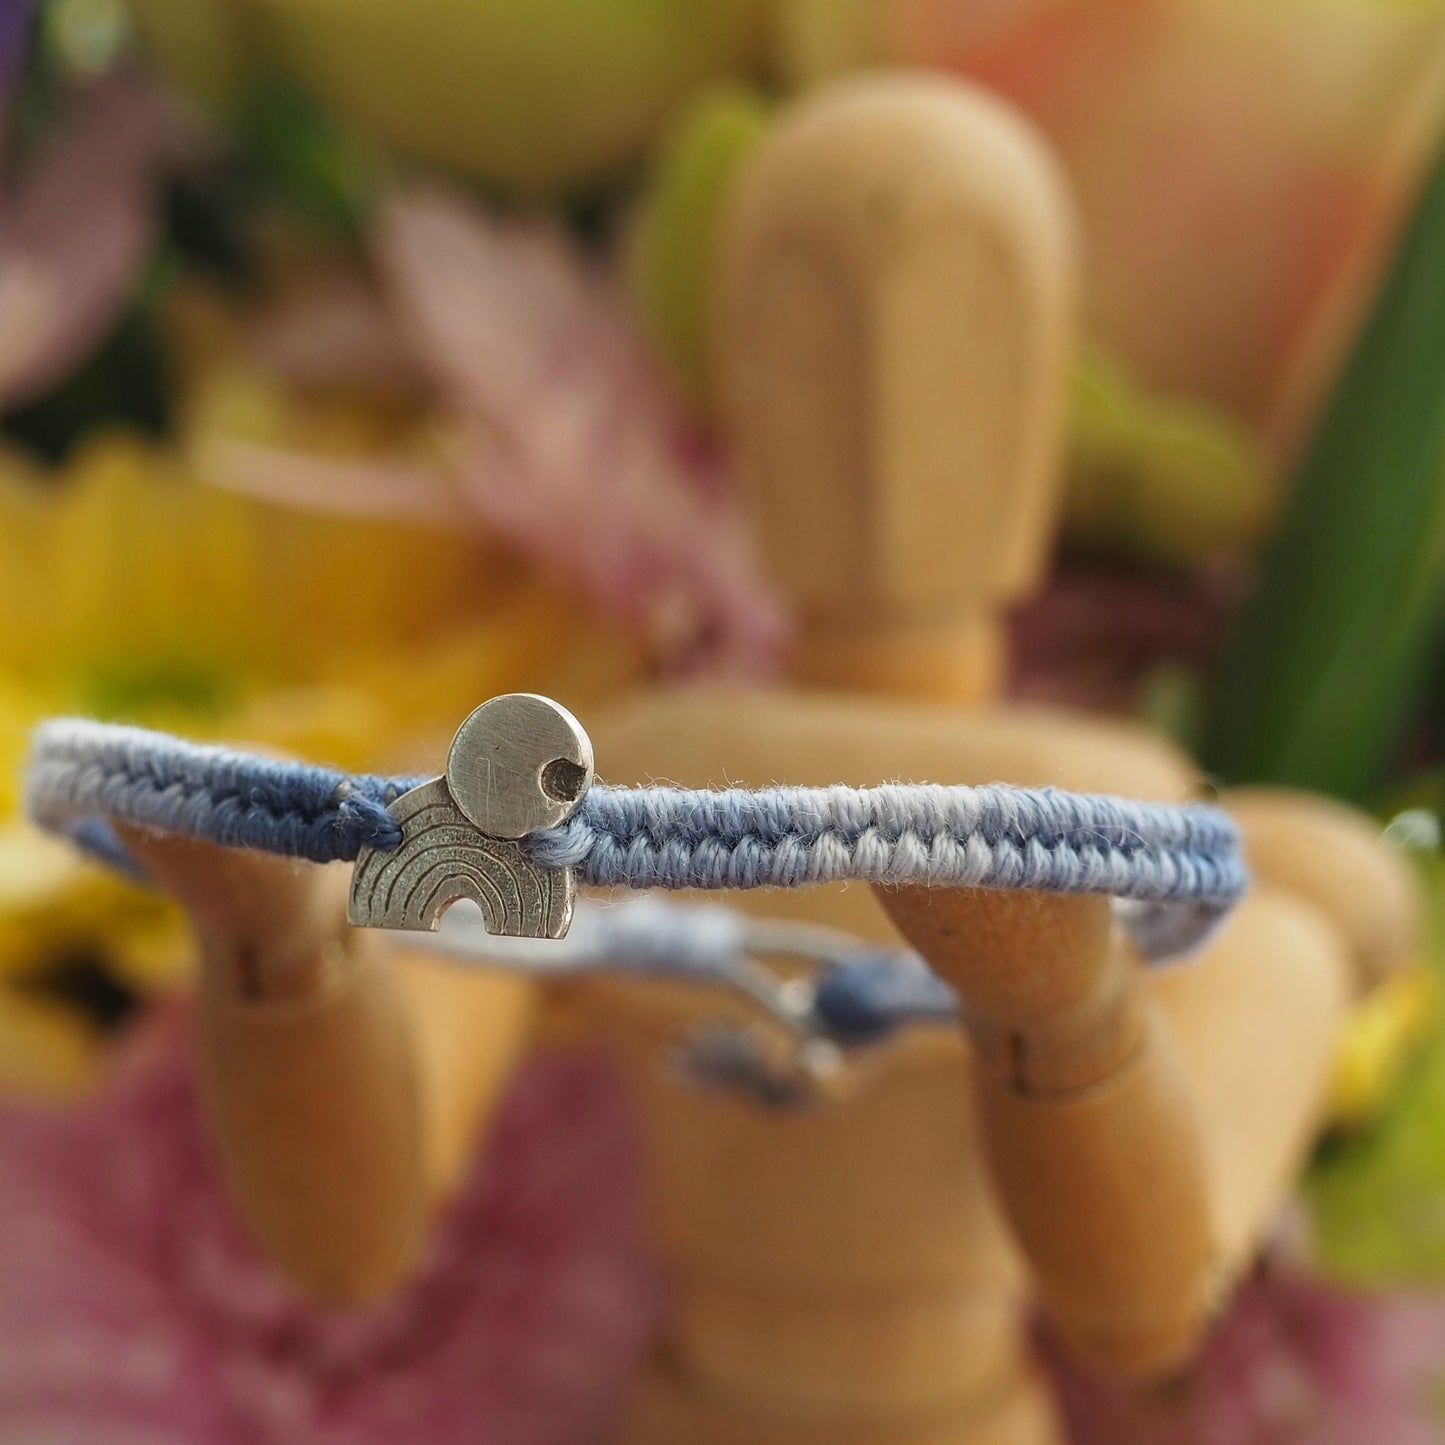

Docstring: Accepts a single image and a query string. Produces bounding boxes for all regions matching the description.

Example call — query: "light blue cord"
[420,895,962,1083]
[420,895,961,1042]
[25,718,1247,960]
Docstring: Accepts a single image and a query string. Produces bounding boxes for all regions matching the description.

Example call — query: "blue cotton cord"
[417,895,962,1095]
[25,718,1248,961]
[26,721,419,864]
[529,781,1241,898]
[420,894,960,1040]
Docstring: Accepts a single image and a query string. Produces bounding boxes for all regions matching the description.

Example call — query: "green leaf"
[231,72,380,239]
[1201,143,1445,800]
[627,82,772,410]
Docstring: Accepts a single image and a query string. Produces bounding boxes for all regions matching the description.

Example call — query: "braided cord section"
[26,722,1247,928]
[27,720,417,865]
[530,783,1246,908]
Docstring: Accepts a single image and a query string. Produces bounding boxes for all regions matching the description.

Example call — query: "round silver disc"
[445,694,593,839]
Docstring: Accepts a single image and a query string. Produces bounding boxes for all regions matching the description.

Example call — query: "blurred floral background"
[5,0,1445,1440]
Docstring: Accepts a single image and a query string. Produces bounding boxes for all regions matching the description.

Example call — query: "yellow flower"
[0,394,640,1095]
[0,823,186,1098]
[0,985,98,1100]
[1327,964,1440,1131]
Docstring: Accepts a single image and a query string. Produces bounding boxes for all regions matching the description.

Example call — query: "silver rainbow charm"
[348,694,592,939]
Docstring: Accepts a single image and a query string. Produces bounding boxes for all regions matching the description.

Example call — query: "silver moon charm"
[347,695,593,939]
[446,693,593,839]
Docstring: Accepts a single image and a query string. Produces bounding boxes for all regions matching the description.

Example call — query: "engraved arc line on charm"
[347,695,593,939]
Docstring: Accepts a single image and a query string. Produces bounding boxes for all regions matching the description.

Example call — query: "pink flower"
[371,183,788,674]
[1043,1263,1445,1444]
[0,999,660,1444]
[0,72,183,411]
[210,184,788,674]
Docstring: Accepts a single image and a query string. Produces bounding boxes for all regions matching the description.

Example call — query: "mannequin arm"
[119,826,536,1304]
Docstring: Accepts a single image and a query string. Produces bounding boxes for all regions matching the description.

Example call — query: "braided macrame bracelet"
[26,694,1247,966]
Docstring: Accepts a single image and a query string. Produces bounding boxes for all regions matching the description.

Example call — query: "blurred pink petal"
[372,183,787,674]
[0,999,660,1445]
[1043,1264,1445,1444]
[200,436,470,526]
[0,72,181,409]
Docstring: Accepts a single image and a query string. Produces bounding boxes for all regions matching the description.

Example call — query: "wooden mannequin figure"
[561,74,1422,1444]
[116,72,1423,1445]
